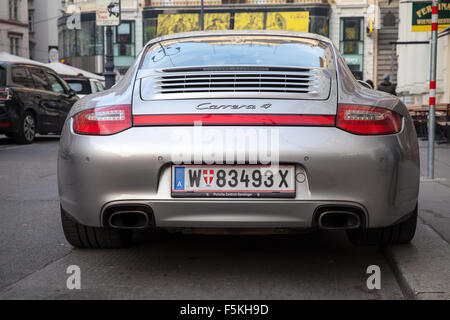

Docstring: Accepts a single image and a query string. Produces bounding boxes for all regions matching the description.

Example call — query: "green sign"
[412,0,450,32]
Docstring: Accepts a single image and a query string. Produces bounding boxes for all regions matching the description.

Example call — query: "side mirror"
[358,80,373,89]
[68,89,77,97]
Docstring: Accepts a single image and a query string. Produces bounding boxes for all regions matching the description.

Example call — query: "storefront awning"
[0,52,47,67]
[45,62,105,81]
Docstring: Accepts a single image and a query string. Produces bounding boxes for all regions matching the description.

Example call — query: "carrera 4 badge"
[196,103,272,110]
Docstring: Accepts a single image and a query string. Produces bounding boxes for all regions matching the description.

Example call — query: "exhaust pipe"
[319,211,361,230]
[108,210,150,229]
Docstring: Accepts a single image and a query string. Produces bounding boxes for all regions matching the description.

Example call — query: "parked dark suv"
[0,62,78,144]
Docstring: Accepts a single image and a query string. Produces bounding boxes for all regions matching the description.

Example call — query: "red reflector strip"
[133,114,335,126]
[432,5,438,15]
[0,122,10,127]
[430,81,436,90]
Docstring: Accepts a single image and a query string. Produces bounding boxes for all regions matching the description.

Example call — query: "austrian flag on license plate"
[172,165,296,198]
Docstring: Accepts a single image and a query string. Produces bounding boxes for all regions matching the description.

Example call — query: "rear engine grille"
[154,70,320,95]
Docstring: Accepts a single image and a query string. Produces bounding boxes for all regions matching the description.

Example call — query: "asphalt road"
[0,135,448,299]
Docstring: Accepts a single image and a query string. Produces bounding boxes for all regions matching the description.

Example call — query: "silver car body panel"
[58,30,420,229]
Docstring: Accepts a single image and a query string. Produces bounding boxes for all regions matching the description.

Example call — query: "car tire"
[61,207,133,249]
[346,205,418,246]
[13,111,36,144]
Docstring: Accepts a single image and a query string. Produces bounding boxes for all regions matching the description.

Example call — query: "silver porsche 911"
[58,30,419,248]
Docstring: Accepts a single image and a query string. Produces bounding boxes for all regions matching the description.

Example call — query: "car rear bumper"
[0,102,17,133]
[58,119,420,229]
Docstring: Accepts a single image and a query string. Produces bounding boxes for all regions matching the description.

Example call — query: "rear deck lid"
[134,35,338,115]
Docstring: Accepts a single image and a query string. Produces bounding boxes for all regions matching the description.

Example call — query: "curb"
[384,221,450,299]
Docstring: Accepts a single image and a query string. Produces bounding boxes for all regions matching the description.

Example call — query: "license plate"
[171,165,296,198]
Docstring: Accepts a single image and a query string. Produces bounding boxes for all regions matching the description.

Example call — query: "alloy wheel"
[23,115,35,142]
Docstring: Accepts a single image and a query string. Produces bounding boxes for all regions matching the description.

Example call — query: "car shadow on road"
[129,229,372,264]
[0,135,60,146]
[58,229,403,299]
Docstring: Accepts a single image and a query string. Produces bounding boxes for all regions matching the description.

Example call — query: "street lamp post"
[96,0,121,89]
[427,0,439,179]
[104,26,115,89]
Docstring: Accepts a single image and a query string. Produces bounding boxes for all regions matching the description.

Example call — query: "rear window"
[65,79,91,94]
[141,35,334,70]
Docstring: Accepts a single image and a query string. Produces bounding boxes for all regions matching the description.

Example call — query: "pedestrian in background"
[377,74,397,96]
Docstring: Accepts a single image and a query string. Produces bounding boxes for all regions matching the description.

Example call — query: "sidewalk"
[418,141,450,242]
[385,141,450,299]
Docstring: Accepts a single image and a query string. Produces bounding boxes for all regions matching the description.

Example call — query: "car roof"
[0,61,56,73]
[64,77,90,81]
[145,30,333,47]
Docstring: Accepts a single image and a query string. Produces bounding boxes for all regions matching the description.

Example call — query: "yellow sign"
[234,12,264,30]
[205,13,231,31]
[157,13,200,36]
[156,11,310,36]
[266,12,309,32]
[412,1,450,32]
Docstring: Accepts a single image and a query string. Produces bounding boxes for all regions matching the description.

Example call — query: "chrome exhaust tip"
[318,211,361,230]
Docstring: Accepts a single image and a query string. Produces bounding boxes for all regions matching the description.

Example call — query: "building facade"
[28,0,64,62]
[58,0,385,81]
[0,0,30,58]
[397,0,450,106]
[375,0,399,86]
[58,0,143,74]
[330,0,380,83]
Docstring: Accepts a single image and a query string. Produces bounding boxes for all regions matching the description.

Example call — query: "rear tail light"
[337,104,403,135]
[73,105,132,135]
[0,88,12,101]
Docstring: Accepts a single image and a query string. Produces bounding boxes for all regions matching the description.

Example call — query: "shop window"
[114,21,136,69]
[58,20,104,58]
[339,17,364,80]
[115,21,135,57]
[310,15,329,37]
[143,17,157,45]
[78,20,104,57]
